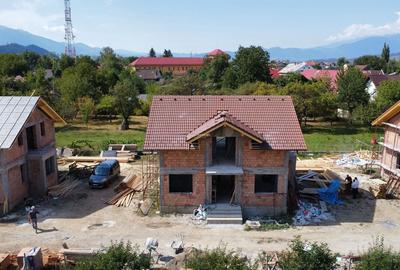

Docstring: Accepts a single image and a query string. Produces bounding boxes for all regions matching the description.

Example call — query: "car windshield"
[94,166,109,176]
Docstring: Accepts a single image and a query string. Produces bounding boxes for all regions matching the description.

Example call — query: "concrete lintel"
[244,167,288,175]
[206,165,243,175]
[160,167,203,175]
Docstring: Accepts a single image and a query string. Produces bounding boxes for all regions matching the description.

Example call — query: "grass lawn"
[302,121,383,152]
[55,117,383,154]
[55,116,147,153]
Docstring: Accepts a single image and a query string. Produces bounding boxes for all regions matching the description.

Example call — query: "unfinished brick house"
[0,96,65,215]
[372,100,400,180]
[144,96,306,218]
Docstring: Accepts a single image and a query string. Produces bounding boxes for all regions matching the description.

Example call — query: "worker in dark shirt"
[345,174,352,194]
[28,206,39,233]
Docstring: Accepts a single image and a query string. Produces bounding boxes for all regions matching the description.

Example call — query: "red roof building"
[301,69,339,91]
[145,95,305,217]
[207,49,227,57]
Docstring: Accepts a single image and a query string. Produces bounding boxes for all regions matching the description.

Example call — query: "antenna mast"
[64,0,76,57]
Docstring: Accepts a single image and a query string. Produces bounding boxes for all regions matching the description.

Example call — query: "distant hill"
[0,25,399,60]
[267,35,400,61]
[0,25,142,57]
[0,43,51,55]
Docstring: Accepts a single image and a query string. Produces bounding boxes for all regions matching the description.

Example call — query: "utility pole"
[64,0,76,57]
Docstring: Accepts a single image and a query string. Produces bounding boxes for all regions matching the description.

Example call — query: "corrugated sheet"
[0,96,39,149]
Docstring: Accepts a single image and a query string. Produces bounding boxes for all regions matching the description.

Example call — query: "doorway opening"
[212,175,235,203]
[212,137,236,165]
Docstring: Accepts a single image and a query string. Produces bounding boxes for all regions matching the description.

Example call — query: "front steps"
[207,204,243,225]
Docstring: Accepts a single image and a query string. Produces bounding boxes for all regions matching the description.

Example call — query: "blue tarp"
[318,179,343,205]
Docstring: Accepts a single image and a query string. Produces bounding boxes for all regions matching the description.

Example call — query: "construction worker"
[28,206,39,233]
[351,177,360,199]
[345,175,352,194]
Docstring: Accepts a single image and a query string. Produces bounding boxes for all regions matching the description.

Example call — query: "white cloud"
[0,0,65,40]
[327,12,400,42]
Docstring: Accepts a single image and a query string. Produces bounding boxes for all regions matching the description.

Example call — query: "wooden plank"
[64,156,131,163]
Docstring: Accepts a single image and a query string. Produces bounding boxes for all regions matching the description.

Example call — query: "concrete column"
[159,152,164,211]
[205,175,212,204]
[235,175,242,204]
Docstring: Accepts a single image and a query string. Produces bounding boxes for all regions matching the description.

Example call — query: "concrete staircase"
[207,204,243,225]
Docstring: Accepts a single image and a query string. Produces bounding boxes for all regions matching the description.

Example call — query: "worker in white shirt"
[351,177,360,199]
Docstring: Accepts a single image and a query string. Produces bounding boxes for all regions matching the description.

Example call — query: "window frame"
[254,174,278,194]
[40,121,46,136]
[397,152,400,169]
[17,134,24,146]
[169,174,193,193]
[45,156,55,176]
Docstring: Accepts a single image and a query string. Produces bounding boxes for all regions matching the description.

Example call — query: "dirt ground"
[1,157,400,258]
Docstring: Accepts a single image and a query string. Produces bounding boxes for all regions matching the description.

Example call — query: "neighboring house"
[207,49,227,59]
[366,74,400,100]
[0,96,65,215]
[301,69,339,91]
[144,96,306,216]
[372,101,400,180]
[279,62,314,74]
[269,68,280,79]
[136,69,162,81]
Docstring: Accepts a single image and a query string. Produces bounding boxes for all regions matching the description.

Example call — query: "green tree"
[0,54,28,76]
[96,95,116,122]
[25,68,53,102]
[186,246,252,270]
[336,57,349,69]
[162,49,173,57]
[232,46,271,84]
[202,54,230,88]
[282,81,324,126]
[381,42,390,64]
[337,67,369,121]
[74,241,151,270]
[59,54,75,72]
[236,81,279,95]
[354,55,386,70]
[279,237,338,270]
[273,73,308,88]
[78,96,95,126]
[221,66,238,89]
[22,51,41,70]
[375,80,400,112]
[160,72,205,95]
[112,74,143,130]
[98,47,123,95]
[149,48,156,57]
[318,91,338,125]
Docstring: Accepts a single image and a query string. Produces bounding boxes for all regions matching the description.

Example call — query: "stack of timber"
[107,173,143,207]
[106,144,137,159]
[297,168,344,196]
[48,175,80,197]
[64,156,132,163]
[368,178,388,199]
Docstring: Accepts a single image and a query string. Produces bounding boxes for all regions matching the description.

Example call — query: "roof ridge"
[223,112,264,139]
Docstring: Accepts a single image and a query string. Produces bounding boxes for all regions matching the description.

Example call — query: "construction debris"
[105,144,137,159]
[0,253,11,269]
[297,168,344,196]
[293,200,335,226]
[140,198,153,215]
[17,247,43,270]
[368,178,388,199]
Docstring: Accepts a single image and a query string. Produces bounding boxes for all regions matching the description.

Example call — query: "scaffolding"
[141,153,160,209]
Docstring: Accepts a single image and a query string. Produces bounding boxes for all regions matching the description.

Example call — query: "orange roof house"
[144,95,306,221]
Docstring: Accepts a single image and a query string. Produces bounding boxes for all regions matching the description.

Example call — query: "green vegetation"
[356,237,400,270]
[74,241,151,270]
[303,122,383,152]
[279,237,338,270]
[55,116,146,154]
[186,246,253,270]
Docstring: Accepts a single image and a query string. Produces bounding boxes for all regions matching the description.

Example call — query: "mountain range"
[0,25,399,61]
[0,43,51,55]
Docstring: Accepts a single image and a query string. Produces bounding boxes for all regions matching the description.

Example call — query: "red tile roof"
[208,49,226,56]
[368,74,400,87]
[301,69,339,90]
[270,68,280,78]
[130,57,204,67]
[144,96,306,151]
[186,111,264,143]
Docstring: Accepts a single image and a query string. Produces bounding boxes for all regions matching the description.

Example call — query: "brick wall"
[242,138,285,167]
[162,140,206,168]
[27,109,56,149]
[241,173,286,207]
[162,172,205,207]
[7,165,28,209]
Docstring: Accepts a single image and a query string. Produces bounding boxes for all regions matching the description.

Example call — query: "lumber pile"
[368,179,387,199]
[48,176,80,197]
[297,169,344,195]
[107,173,142,207]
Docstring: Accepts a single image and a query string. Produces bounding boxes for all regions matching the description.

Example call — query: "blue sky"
[0,0,399,52]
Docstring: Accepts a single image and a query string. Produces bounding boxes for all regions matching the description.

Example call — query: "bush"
[74,241,151,270]
[356,236,400,270]
[279,237,338,270]
[186,246,252,270]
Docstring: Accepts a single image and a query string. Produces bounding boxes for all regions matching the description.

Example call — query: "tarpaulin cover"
[318,179,343,205]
